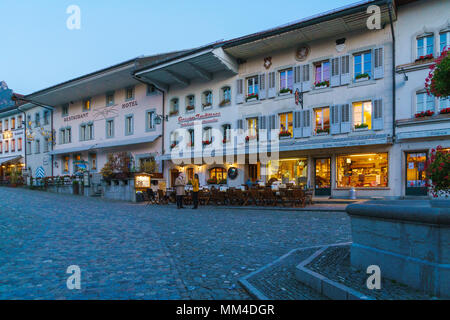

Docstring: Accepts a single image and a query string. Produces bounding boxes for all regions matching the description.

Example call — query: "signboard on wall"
[178,112,221,127]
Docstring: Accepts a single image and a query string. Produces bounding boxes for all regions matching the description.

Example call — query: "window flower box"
[245,135,258,142]
[415,54,434,63]
[315,128,330,135]
[246,94,258,102]
[279,88,293,95]
[354,123,369,130]
[314,80,330,89]
[279,130,292,138]
[202,103,212,110]
[219,99,231,107]
[169,110,178,116]
[186,105,195,112]
[440,107,450,115]
[355,73,370,82]
[202,140,212,146]
[415,110,435,118]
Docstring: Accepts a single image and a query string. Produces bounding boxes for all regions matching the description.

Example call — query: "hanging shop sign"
[178,112,221,127]
[228,167,239,180]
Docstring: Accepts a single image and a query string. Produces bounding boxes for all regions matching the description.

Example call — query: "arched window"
[202,91,213,109]
[170,98,179,116]
[210,167,227,181]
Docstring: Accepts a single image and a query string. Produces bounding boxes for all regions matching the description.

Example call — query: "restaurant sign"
[178,112,221,127]
[64,112,89,122]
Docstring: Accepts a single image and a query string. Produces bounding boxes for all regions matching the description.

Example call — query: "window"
[26,141,31,155]
[279,112,293,136]
[60,128,71,144]
[11,117,15,129]
[106,119,114,138]
[440,31,449,53]
[417,35,434,57]
[43,138,49,153]
[223,124,231,143]
[416,92,435,113]
[202,91,213,109]
[62,104,69,117]
[63,156,69,173]
[147,85,157,95]
[80,123,94,141]
[314,107,330,134]
[353,101,372,130]
[170,98,179,116]
[210,167,227,181]
[27,115,31,128]
[125,115,134,135]
[5,140,8,152]
[203,127,212,145]
[170,131,179,148]
[0,121,2,132]
[246,76,259,98]
[90,153,97,171]
[4,119,8,130]
[337,153,388,188]
[43,111,49,125]
[354,51,372,80]
[186,95,195,112]
[35,113,40,127]
[82,98,91,111]
[35,140,40,154]
[125,87,134,101]
[18,138,22,151]
[221,87,231,106]
[188,129,194,147]
[439,97,450,112]
[106,92,115,106]
[0,141,2,153]
[146,111,155,131]
[279,69,293,93]
[11,139,15,152]
[314,61,330,86]
[247,117,258,139]
[17,115,22,128]
[266,158,308,186]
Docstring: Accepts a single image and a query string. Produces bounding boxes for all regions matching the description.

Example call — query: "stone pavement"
[0,187,351,299]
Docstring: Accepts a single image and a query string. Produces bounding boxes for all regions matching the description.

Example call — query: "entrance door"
[405,152,428,196]
[315,158,331,196]
[248,164,258,182]
[170,169,179,187]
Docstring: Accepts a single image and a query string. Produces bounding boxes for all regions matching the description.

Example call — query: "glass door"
[405,152,428,196]
[315,158,331,196]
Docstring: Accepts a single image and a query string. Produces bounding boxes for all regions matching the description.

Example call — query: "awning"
[0,155,23,166]
[49,135,161,156]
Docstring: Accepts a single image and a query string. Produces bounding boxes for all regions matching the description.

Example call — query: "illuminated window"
[18,138,22,151]
[90,153,97,171]
[314,107,330,134]
[5,140,9,152]
[266,158,308,186]
[337,153,388,188]
[210,167,227,181]
[63,156,69,173]
[11,117,15,129]
[353,101,372,130]
[0,141,2,153]
[247,117,258,139]
[83,98,91,111]
[11,139,15,152]
[279,112,293,135]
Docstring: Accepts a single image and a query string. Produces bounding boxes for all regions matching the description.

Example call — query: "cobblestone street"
[0,187,351,299]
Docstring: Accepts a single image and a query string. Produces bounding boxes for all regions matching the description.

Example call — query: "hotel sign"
[122,100,138,109]
[178,112,221,127]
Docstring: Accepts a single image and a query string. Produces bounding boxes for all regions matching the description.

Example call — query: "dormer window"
[170,98,179,116]
[186,95,195,112]
[202,91,213,110]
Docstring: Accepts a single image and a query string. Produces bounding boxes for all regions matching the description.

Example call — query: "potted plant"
[170,142,178,149]
[414,110,435,118]
[219,99,231,107]
[186,105,195,112]
[355,73,370,82]
[202,140,212,146]
[425,48,449,98]
[279,88,293,95]
[169,110,178,116]
[415,53,434,63]
[279,130,292,138]
[425,145,449,198]
[202,102,212,109]
[314,80,330,89]
[246,93,258,102]
[316,127,330,135]
[354,123,369,130]
[245,135,257,142]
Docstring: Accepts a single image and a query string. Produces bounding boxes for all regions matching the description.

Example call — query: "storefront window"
[406,152,427,188]
[187,167,194,182]
[266,158,308,186]
[337,153,388,188]
[63,156,69,173]
[279,113,293,135]
[210,167,227,181]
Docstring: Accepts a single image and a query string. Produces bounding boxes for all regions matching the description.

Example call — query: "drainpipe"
[388,0,396,142]
[132,74,166,174]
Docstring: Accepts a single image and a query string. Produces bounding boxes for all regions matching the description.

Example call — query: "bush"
[425,49,450,98]
[425,146,450,197]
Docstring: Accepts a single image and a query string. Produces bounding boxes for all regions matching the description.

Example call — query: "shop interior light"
[348,154,377,157]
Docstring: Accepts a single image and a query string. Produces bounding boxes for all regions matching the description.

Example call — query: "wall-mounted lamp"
[154,114,168,125]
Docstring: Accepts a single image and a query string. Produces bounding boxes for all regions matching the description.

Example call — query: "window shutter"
[373,99,384,130]
[374,47,384,79]
[267,114,278,141]
[340,104,351,133]
[301,65,311,92]
[236,79,244,104]
[293,66,302,92]
[331,57,341,87]
[259,74,267,100]
[330,105,341,134]
[259,116,267,140]
[268,72,276,98]
[302,110,311,137]
[237,119,243,130]
[293,111,302,138]
[340,55,351,85]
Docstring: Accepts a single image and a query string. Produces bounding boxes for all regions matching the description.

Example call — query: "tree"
[425,48,450,98]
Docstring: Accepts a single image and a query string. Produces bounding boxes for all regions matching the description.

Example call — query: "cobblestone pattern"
[245,248,327,300]
[0,187,351,299]
[306,245,439,300]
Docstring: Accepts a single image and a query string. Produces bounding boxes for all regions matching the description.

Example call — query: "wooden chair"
[199,189,210,205]
[157,189,169,205]
[278,189,291,207]
[305,189,313,205]
[292,189,306,207]
[226,188,235,205]
[234,189,247,206]
[263,188,277,206]
[248,188,261,206]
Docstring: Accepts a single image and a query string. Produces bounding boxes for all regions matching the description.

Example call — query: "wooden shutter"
[330,105,341,134]
[267,114,278,141]
[301,65,311,92]
[259,74,267,100]
[331,57,341,87]
[293,111,302,138]
[302,110,311,137]
[340,104,351,133]
[293,65,302,92]
[259,115,267,141]
[268,72,276,98]
[372,99,384,130]
[374,47,384,79]
[340,55,350,85]
[236,79,244,104]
